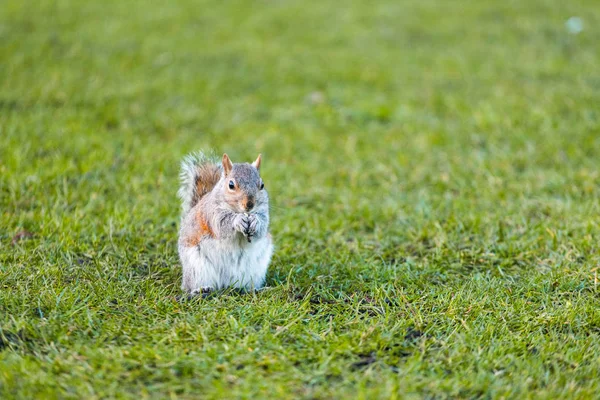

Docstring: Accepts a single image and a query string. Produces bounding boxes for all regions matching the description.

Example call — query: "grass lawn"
[1,0,600,398]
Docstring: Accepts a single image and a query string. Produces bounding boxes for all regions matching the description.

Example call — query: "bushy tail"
[178,151,222,215]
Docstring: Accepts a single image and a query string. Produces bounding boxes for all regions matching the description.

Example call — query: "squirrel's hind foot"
[188,287,214,299]
[175,288,214,302]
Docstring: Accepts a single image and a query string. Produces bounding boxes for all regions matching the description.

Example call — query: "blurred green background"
[1,0,600,398]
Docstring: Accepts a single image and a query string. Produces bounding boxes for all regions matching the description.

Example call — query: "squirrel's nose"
[245,200,254,211]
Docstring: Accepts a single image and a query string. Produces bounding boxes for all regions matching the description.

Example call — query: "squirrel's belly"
[184,237,273,289]
[207,236,272,289]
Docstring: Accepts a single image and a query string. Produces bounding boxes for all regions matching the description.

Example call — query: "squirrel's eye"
[260,181,264,190]
[228,180,235,190]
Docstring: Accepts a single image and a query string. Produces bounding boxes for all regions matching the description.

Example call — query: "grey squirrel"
[177,151,273,295]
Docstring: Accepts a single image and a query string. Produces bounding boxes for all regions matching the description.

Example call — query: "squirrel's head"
[220,153,267,213]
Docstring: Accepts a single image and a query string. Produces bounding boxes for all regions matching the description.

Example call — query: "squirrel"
[177,151,273,295]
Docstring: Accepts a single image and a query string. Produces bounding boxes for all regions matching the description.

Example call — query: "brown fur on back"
[179,152,223,215]
[192,163,221,209]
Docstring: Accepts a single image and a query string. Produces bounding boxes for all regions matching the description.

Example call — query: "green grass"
[1,0,600,398]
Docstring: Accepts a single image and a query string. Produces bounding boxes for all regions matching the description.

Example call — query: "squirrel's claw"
[243,213,253,242]
[233,213,248,235]
[234,213,256,243]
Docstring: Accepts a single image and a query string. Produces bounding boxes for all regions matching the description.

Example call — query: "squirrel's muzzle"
[243,197,255,211]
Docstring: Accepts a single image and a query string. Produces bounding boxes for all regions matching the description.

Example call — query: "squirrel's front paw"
[233,214,249,235]
[246,214,259,237]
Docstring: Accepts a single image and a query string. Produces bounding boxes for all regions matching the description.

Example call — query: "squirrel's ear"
[252,154,262,171]
[222,153,233,176]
